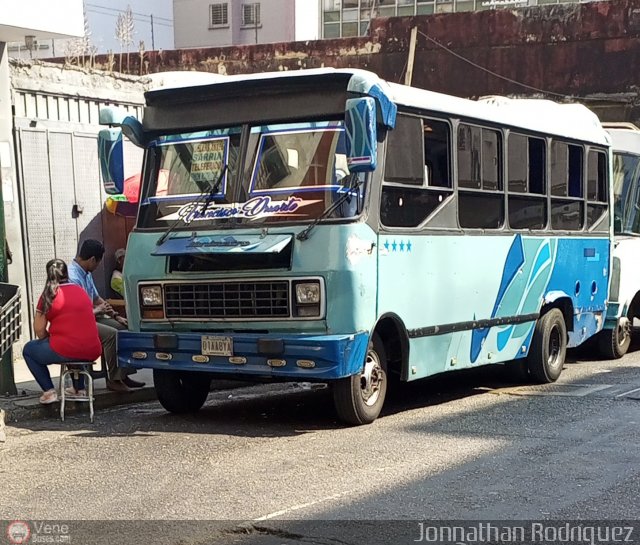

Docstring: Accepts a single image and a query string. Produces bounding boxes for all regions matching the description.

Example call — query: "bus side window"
[508,133,547,230]
[550,140,585,231]
[381,116,453,228]
[457,124,504,229]
[586,149,609,231]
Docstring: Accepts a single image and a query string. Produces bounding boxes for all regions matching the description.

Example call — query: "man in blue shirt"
[69,239,144,392]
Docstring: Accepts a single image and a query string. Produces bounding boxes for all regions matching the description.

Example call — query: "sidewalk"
[1,357,157,423]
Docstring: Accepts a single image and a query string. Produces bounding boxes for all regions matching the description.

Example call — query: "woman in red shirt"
[23,259,102,404]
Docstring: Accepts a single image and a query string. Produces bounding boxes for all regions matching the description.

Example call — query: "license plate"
[201,336,233,356]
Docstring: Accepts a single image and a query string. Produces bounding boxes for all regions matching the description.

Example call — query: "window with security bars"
[210,3,228,26]
[242,3,261,26]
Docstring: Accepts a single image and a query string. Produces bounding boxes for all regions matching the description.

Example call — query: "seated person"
[69,239,144,392]
[23,259,102,404]
[111,248,125,298]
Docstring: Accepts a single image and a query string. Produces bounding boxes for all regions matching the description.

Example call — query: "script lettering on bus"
[159,195,318,223]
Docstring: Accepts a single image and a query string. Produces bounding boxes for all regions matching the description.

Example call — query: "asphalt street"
[2,338,640,544]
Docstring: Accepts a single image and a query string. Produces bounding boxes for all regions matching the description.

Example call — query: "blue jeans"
[23,338,86,392]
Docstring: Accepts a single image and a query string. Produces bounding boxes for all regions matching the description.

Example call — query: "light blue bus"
[99,69,611,425]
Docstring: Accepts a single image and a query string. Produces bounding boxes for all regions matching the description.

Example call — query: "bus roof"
[386,83,608,145]
[603,123,640,154]
[144,67,609,145]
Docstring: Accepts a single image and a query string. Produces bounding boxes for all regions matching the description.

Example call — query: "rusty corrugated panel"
[43,0,640,122]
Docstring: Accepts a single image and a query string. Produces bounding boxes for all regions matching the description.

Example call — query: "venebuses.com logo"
[4,521,71,544]
[6,521,31,544]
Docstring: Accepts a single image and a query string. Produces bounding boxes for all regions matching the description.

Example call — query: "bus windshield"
[138,121,365,229]
[612,152,640,234]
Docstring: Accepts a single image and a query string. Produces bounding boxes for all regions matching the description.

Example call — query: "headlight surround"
[140,285,163,307]
[295,282,320,305]
[293,280,322,318]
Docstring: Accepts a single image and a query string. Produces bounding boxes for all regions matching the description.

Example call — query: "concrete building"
[320,0,604,38]
[173,0,319,48]
[9,0,175,61]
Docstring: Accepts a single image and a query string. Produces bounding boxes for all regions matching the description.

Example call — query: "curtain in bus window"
[568,144,583,198]
[550,141,568,197]
[423,119,452,188]
[385,115,424,184]
[529,138,546,195]
[508,134,528,193]
[457,125,481,189]
[481,129,500,191]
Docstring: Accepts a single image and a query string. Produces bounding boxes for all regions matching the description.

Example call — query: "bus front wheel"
[153,369,211,414]
[333,334,387,425]
[527,308,566,383]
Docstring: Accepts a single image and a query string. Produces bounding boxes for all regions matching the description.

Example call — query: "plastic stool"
[58,362,95,423]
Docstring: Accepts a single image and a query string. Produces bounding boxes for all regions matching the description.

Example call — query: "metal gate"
[16,126,106,314]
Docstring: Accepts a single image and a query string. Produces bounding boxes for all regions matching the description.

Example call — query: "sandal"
[39,389,58,405]
[64,387,87,398]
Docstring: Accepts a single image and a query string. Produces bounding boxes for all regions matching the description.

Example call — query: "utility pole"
[254,4,258,44]
[405,26,418,86]
[150,14,155,50]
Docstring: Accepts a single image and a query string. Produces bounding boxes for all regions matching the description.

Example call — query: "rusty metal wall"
[77,0,640,123]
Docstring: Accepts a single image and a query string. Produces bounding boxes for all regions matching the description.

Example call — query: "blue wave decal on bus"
[470,235,525,362]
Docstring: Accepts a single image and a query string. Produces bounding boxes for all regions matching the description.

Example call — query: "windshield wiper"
[156,165,228,246]
[296,173,363,241]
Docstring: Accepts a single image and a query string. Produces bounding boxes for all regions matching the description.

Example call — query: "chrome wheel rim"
[360,350,384,407]
[548,325,562,370]
[618,320,631,348]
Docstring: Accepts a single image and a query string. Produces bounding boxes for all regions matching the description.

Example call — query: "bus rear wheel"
[154,369,211,414]
[527,308,566,383]
[333,334,387,425]
[597,317,631,360]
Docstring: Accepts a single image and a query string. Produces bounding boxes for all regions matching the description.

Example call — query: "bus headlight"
[295,282,320,304]
[293,281,321,317]
[140,285,163,307]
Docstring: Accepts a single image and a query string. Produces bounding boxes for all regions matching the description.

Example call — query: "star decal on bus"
[383,240,412,252]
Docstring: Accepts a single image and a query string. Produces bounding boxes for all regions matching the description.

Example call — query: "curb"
[0,380,257,423]
[0,386,159,423]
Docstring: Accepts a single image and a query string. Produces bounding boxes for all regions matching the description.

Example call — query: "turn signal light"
[142,309,165,320]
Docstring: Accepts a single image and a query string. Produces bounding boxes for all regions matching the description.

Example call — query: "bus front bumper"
[117,331,369,380]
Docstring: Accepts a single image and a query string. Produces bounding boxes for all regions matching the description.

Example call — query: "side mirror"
[98,106,146,195]
[98,128,125,194]
[99,106,145,148]
[344,97,377,172]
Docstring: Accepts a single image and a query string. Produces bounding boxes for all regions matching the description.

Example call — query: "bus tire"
[153,369,211,414]
[527,308,566,383]
[333,334,387,425]
[597,318,631,360]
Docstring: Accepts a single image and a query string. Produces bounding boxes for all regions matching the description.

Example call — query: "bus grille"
[164,281,290,319]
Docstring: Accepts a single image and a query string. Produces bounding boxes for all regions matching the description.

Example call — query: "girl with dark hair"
[23,259,102,404]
